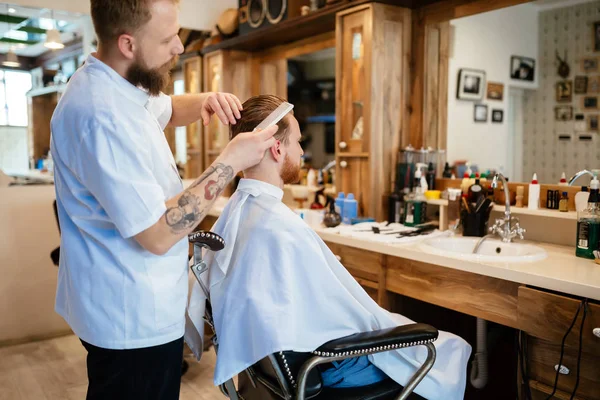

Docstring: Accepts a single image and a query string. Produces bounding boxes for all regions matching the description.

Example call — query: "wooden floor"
[0,334,225,400]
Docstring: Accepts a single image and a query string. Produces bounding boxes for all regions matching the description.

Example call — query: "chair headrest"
[188,231,225,252]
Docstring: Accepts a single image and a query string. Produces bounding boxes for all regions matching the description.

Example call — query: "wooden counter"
[199,196,600,399]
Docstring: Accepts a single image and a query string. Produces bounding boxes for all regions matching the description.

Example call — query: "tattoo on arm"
[165,163,234,234]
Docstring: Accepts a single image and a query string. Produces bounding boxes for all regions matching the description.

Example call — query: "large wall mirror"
[287,47,336,172]
[444,0,600,185]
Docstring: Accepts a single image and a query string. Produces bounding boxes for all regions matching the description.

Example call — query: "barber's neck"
[95,45,131,81]
[243,164,284,190]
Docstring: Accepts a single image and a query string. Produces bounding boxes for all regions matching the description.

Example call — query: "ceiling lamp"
[45,28,64,50]
[2,48,20,67]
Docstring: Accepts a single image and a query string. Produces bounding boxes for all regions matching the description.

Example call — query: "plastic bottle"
[415,163,427,189]
[559,192,569,212]
[528,173,540,210]
[461,172,471,196]
[342,193,358,225]
[559,172,568,186]
[468,177,483,203]
[575,186,590,213]
[576,176,600,259]
[335,192,345,218]
[404,172,427,227]
[426,162,436,190]
[480,173,487,186]
[388,190,405,224]
[307,169,317,187]
[442,162,452,178]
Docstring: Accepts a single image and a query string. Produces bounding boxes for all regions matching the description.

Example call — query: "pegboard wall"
[523,1,600,184]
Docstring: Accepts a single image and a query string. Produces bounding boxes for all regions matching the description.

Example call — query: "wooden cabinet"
[335,4,411,220]
[518,287,600,400]
[526,336,600,400]
[324,240,386,306]
[27,89,62,162]
[518,287,600,356]
[253,57,287,98]
[203,50,253,169]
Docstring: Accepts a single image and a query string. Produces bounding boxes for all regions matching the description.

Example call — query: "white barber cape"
[185,178,471,400]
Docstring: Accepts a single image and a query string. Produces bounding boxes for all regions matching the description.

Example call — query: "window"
[0,70,32,127]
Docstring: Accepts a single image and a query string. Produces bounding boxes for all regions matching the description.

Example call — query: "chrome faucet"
[568,169,594,186]
[321,160,336,173]
[488,173,526,243]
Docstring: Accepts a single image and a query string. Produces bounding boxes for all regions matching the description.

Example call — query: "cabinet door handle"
[340,161,348,168]
[593,327,600,338]
[339,141,347,149]
[335,255,342,262]
[554,364,570,375]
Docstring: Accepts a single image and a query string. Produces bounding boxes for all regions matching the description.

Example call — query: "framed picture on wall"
[474,104,488,122]
[582,57,599,73]
[589,76,600,93]
[491,109,504,123]
[575,76,588,94]
[556,81,573,102]
[510,55,535,81]
[588,115,599,131]
[457,68,486,101]
[584,96,598,109]
[487,82,504,100]
[594,21,600,52]
[555,106,573,121]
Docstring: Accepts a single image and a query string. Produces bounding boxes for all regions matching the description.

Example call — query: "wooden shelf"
[337,152,370,158]
[426,199,577,220]
[426,199,448,206]
[492,205,577,220]
[200,0,410,55]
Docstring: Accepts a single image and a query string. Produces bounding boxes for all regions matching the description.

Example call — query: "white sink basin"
[419,236,548,263]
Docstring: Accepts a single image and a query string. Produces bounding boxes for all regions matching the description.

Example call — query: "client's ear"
[269,140,282,162]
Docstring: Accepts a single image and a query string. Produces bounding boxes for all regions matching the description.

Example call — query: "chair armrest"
[312,323,438,357]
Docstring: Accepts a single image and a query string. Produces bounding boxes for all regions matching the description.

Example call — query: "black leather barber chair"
[189,232,438,400]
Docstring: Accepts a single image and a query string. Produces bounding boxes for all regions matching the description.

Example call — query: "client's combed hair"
[229,95,293,144]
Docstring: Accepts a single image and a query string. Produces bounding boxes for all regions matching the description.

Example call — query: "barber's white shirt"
[50,54,188,349]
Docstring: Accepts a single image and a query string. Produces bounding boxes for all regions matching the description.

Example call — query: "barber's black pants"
[80,336,184,400]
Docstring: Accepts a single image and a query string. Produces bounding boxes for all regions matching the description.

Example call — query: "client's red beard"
[280,154,301,184]
[126,55,178,96]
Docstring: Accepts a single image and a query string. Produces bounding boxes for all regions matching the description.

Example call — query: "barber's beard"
[280,155,301,184]
[126,54,178,96]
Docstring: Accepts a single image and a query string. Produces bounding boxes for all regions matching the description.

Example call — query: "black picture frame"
[594,21,600,52]
[491,109,504,123]
[510,55,536,82]
[457,68,486,101]
[474,104,488,122]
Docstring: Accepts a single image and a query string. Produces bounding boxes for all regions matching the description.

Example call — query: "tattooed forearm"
[165,191,204,233]
[164,163,234,234]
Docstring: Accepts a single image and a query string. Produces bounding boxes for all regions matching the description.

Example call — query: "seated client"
[186,95,472,400]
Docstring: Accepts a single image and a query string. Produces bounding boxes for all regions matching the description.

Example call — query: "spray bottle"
[404,164,428,227]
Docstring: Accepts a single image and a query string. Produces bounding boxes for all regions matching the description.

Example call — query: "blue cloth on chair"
[321,356,388,388]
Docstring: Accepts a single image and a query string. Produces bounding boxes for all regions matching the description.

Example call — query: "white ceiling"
[4,0,237,31]
[0,3,83,56]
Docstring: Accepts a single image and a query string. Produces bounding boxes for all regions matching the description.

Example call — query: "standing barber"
[50,0,277,399]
